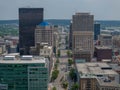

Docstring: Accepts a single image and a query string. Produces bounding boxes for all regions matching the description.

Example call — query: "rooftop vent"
[21,55,33,60]
[3,55,15,60]
[103,78,111,82]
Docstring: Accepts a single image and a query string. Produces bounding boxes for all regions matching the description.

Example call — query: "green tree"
[51,69,59,81]
[68,58,74,66]
[57,49,61,57]
[65,36,68,44]
[54,63,58,70]
[69,68,76,81]
[71,83,79,90]
[67,50,72,57]
[56,58,59,63]
[52,86,57,90]
[62,81,68,89]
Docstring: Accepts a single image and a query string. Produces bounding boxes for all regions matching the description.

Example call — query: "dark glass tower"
[94,23,100,40]
[19,8,43,55]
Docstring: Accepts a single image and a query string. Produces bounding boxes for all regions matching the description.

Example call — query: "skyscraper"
[94,23,100,40]
[71,13,94,60]
[19,8,43,55]
[35,21,54,46]
[69,23,72,49]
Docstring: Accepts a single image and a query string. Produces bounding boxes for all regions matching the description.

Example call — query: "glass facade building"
[19,8,43,55]
[94,23,100,40]
[0,56,48,90]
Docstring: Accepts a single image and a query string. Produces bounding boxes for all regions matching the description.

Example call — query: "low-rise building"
[53,31,59,55]
[30,43,53,73]
[40,45,52,57]
[0,45,6,54]
[94,46,112,61]
[40,43,53,74]
[98,34,112,47]
[76,62,119,90]
[96,78,120,90]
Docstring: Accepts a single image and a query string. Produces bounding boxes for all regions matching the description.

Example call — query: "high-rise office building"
[69,23,72,49]
[0,55,49,90]
[35,21,54,46]
[94,23,100,40]
[71,13,94,60]
[19,8,43,55]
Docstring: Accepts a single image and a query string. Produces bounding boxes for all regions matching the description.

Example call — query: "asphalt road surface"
[51,50,69,90]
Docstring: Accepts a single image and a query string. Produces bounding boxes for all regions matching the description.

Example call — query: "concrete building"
[7,45,17,53]
[30,43,53,73]
[72,13,94,58]
[79,78,96,90]
[0,55,49,90]
[113,35,120,49]
[0,45,6,55]
[4,36,19,46]
[96,78,120,90]
[101,29,120,36]
[40,44,53,73]
[72,31,94,55]
[35,21,54,47]
[19,8,43,55]
[94,46,112,61]
[0,37,6,54]
[74,50,91,62]
[76,62,119,90]
[53,30,60,55]
[69,23,72,49]
[29,43,41,55]
[99,34,112,47]
[40,44,53,57]
[109,63,120,81]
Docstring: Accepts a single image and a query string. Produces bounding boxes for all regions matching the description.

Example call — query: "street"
[52,50,68,90]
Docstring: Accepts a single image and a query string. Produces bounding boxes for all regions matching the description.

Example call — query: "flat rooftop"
[95,46,112,49]
[100,34,112,36]
[2,53,20,57]
[76,63,118,78]
[0,56,46,64]
[97,78,120,87]
[75,13,90,15]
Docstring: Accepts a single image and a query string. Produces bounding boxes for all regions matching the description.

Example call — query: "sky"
[0,0,120,20]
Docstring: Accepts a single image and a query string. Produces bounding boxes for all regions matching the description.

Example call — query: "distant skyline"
[0,0,120,20]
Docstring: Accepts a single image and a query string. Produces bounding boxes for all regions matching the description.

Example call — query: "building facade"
[94,23,100,40]
[74,50,91,62]
[96,78,120,90]
[99,34,112,47]
[0,55,49,90]
[79,78,96,90]
[19,8,43,55]
[72,13,94,58]
[76,62,119,90]
[30,43,53,74]
[53,31,59,55]
[35,22,54,47]
[94,46,112,61]
[69,23,72,49]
